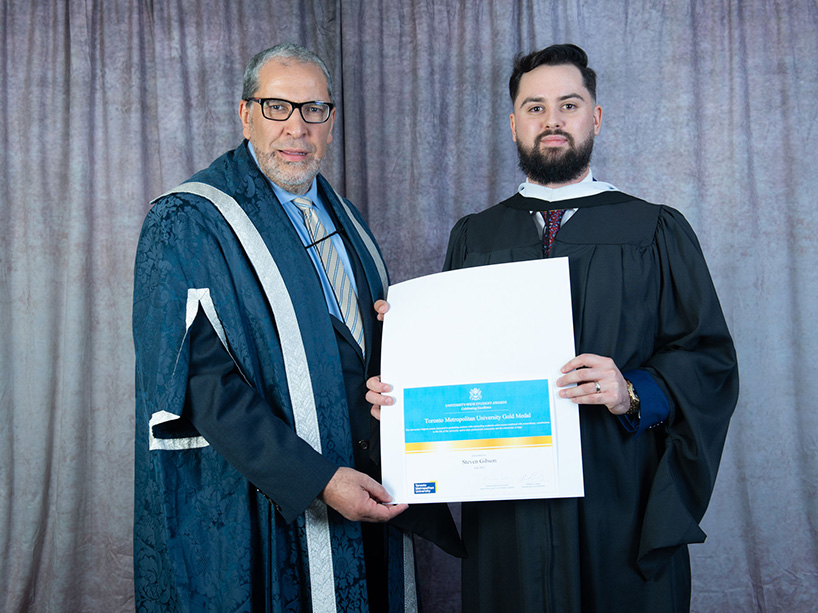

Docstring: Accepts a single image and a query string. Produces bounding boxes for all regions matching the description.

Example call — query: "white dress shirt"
[519,169,618,237]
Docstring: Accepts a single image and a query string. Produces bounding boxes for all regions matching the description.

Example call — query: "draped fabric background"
[2,1,816,610]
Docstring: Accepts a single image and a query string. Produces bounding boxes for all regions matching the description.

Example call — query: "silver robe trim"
[403,532,418,612]
[329,185,389,294]
[149,288,225,451]
[161,181,337,613]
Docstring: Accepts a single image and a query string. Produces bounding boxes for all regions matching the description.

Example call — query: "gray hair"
[241,43,334,103]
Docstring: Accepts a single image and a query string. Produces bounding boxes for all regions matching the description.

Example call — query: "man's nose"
[543,107,563,129]
[283,110,308,136]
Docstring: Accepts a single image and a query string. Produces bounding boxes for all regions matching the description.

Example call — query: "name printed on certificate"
[380,258,584,504]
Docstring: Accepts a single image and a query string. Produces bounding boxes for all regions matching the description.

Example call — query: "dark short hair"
[509,44,597,103]
[242,43,334,103]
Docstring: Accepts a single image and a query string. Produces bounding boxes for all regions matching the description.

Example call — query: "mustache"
[535,130,575,147]
[276,140,316,154]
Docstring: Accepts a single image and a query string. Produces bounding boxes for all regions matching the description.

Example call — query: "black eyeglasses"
[245,98,334,124]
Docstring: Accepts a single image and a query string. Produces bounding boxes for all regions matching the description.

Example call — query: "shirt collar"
[518,168,618,203]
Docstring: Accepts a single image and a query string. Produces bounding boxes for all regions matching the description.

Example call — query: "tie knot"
[292,196,314,211]
[546,208,565,224]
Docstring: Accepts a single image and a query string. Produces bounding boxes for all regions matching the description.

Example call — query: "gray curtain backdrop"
[2,0,816,610]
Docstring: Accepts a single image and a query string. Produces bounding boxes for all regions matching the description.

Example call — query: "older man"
[369,44,738,612]
[133,43,460,612]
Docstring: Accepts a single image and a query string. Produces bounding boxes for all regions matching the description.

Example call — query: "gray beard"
[256,152,321,195]
[516,131,595,186]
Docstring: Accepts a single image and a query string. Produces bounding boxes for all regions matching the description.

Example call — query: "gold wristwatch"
[625,380,640,420]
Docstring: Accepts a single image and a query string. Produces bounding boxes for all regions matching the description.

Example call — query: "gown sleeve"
[185,307,338,522]
[634,206,739,576]
[134,195,338,525]
[618,368,670,433]
[442,215,471,271]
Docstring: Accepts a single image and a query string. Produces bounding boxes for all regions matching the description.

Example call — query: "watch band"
[625,379,640,420]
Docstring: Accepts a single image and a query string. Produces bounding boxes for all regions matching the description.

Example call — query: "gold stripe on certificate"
[405,436,553,454]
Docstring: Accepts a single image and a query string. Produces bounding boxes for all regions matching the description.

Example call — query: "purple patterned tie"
[542,209,565,257]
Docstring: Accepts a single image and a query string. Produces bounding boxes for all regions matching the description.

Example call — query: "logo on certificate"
[414,482,437,494]
[469,387,482,401]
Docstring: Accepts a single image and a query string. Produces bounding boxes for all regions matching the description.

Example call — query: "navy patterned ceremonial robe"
[133,142,414,612]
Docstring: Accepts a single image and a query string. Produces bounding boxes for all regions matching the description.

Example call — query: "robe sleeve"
[634,206,739,577]
[618,369,671,433]
[134,195,339,525]
[442,215,472,271]
[185,307,338,522]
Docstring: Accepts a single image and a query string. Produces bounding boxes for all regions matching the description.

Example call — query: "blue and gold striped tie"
[293,197,365,355]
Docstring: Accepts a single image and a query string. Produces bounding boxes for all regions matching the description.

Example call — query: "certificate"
[380,258,584,503]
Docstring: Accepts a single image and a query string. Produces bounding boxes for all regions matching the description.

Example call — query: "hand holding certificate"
[378,258,584,504]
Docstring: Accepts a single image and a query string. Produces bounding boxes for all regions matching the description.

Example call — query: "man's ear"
[239,99,252,139]
[326,107,336,145]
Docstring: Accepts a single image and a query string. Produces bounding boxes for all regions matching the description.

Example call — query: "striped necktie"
[292,197,365,355]
[542,209,565,257]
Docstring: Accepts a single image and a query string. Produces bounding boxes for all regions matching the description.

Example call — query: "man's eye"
[266,103,285,111]
[562,103,577,110]
[528,105,544,114]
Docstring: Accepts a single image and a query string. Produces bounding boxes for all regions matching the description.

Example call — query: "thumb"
[362,477,393,504]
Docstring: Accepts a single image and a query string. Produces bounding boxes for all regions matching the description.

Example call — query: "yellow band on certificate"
[405,435,553,454]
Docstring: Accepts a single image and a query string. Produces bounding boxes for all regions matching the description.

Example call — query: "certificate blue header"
[404,379,552,444]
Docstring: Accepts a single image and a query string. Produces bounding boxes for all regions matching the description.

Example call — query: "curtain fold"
[1,1,816,610]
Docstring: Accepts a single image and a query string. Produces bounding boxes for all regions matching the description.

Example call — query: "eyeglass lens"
[260,99,331,123]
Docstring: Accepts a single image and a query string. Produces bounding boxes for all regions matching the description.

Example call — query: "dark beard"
[516,131,595,186]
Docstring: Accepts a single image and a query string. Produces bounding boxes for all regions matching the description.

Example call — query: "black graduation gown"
[444,191,739,613]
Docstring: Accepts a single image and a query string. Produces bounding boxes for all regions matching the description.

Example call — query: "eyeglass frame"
[244,97,335,124]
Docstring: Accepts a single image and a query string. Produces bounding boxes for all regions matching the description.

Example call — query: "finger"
[380,503,408,519]
[366,375,393,394]
[556,368,602,388]
[559,381,605,401]
[560,353,610,373]
[374,300,391,321]
[374,299,389,313]
[362,502,408,523]
[366,389,394,406]
[370,405,381,420]
[561,354,590,373]
[363,480,393,504]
